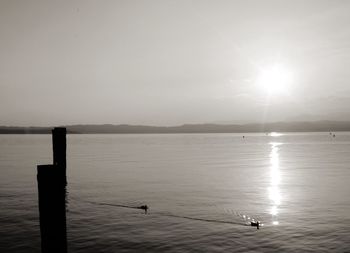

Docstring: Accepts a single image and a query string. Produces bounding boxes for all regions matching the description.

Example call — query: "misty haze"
[1,1,350,253]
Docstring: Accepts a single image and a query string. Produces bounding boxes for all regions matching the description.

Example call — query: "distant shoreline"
[1,121,350,134]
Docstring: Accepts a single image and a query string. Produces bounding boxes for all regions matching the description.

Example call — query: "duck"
[251,220,260,229]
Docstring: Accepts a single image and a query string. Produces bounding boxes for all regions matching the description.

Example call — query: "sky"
[1,0,350,126]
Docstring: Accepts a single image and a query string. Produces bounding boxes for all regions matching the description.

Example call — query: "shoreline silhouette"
[0,121,349,134]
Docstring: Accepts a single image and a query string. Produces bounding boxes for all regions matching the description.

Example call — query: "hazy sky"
[1,0,350,126]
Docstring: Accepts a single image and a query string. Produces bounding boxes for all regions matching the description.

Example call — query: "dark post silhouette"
[37,127,68,253]
[37,165,67,253]
[52,127,67,184]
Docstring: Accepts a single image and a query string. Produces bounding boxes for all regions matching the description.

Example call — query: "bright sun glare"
[256,64,293,95]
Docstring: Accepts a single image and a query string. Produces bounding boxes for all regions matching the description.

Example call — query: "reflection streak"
[268,142,282,225]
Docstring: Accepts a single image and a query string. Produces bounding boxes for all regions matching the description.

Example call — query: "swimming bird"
[251,220,260,229]
[138,205,149,214]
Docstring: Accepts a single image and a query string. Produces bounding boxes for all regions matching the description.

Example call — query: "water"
[1,133,350,252]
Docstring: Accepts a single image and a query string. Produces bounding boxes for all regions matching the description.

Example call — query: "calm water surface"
[0,133,350,252]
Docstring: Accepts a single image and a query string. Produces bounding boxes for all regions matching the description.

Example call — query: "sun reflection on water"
[268,142,282,225]
[270,132,283,137]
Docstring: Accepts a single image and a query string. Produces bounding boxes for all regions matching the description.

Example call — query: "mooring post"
[37,127,67,253]
[52,127,67,185]
[37,165,67,253]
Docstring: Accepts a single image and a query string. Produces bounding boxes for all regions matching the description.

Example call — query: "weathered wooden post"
[37,127,67,253]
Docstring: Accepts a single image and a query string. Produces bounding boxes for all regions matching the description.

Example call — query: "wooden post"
[37,165,67,253]
[52,127,67,185]
[37,127,68,253]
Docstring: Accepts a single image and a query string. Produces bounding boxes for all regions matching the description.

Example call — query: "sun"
[256,64,293,95]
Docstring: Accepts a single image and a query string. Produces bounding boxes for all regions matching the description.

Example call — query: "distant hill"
[1,121,350,134]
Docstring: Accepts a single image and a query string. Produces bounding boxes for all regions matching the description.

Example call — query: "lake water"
[0,133,350,252]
